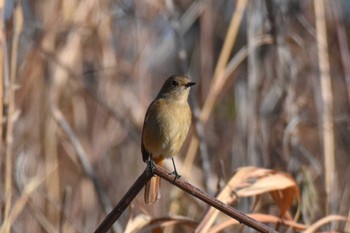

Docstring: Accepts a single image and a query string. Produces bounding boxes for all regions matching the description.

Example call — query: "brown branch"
[95,163,278,233]
[94,164,154,233]
[153,165,278,233]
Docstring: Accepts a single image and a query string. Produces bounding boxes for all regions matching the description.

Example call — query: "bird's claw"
[169,170,181,182]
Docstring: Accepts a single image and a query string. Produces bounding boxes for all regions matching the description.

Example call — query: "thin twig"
[314,0,335,214]
[0,7,4,146]
[2,3,22,233]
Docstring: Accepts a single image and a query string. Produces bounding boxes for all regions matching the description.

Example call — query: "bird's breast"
[142,99,191,159]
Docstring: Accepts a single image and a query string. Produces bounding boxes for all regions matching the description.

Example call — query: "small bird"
[141,75,195,204]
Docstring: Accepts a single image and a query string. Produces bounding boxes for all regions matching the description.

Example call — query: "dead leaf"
[196,167,300,233]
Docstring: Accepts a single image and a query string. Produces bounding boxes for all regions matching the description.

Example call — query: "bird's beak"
[185,82,196,87]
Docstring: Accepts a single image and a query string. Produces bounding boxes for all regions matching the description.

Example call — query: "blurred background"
[1,0,350,232]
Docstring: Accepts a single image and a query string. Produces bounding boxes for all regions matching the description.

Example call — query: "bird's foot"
[169,170,181,182]
[146,159,156,176]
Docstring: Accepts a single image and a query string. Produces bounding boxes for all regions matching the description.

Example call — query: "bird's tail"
[144,175,161,204]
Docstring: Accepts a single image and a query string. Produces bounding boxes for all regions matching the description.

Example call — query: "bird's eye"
[171,80,178,86]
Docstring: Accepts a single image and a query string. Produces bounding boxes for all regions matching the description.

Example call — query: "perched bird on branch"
[141,75,195,204]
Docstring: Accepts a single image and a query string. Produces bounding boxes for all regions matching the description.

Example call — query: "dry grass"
[1,0,350,232]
